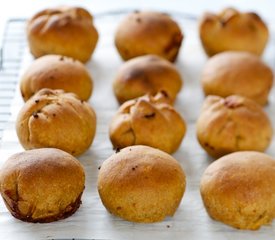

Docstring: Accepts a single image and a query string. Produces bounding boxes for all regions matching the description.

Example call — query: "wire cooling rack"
[0,19,26,143]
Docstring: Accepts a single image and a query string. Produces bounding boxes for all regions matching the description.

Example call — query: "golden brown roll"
[200,151,275,230]
[113,54,183,104]
[98,145,186,223]
[196,95,273,158]
[20,55,93,102]
[0,148,85,223]
[199,8,269,56]
[109,92,186,154]
[115,11,183,62]
[27,6,99,63]
[201,51,273,105]
[16,88,96,156]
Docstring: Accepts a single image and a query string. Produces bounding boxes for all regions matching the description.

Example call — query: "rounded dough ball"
[199,8,269,56]
[20,55,93,101]
[16,89,96,156]
[200,151,275,230]
[98,145,186,223]
[201,51,273,105]
[196,95,273,158]
[109,92,186,154]
[27,6,99,63]
[0,148,85,223]
[115,11,183,62]
[113,54,183,104]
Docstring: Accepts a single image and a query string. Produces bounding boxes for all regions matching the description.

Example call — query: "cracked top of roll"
[16,88,96,156]
[27,6,99,62]
[109,92,186,154]
[199,7,269,56]
[196,95,273,158]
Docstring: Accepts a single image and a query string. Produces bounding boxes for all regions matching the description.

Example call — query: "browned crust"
[2,191,83,223]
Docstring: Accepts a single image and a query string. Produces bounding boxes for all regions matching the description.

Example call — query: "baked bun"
[115,11,183,62]
[16,89,96,156]
[109,92,186,153]
[113,54,182,104]
[196,95,273,158]
[98,145,186,223]
[200,151,275,230]
[27,6,98,62]
[199,8,269,56]
[0,148,85,223]
[201,51,273,105]
[20,55,93,102]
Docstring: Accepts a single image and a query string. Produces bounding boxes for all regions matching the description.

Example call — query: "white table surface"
[0,1,275,240]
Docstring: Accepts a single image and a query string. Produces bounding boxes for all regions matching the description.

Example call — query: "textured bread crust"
[98,145,186,223]
[109,92,186,154]
[199,8,269,56]
[27,6,98,63]
[16,89,96,156]
[113,55,183,104]
[201,51,273,105]
[200,151,275,230]
[115,11,183,62]
[196,95,273,158]
[20,55,93,101]
[0,148,85,223]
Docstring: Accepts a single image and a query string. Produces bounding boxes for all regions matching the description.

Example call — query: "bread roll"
[98,145,186,223]
[201,51,273,105]
[0,148,85,223]
[16,89,96,156]
[27,6,98,62]
[200,151,275,230]
[113,54,183,104]
[199,8,269,56]
[196,95,273,158]
[20,55,93,101]
[115,11,183,62]
[109,92,186,153]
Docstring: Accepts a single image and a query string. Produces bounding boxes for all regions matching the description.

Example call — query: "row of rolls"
[0,5,275,231]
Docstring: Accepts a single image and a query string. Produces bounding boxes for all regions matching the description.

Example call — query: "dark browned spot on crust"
[132,165,138,171]
[49,76,55,80]
[248,23,257,31]
[144,112,156,119]
[59,56,64,61]
[32,112,39,118]
[115,148,121,153]
[116,206,122,210]
[164,32,183,55]
[35,99,39,104]
[81,100,84,104]
[204,142,215,150]
[52,113,56,117]
[136,17,141,23]
[160,90,169,97]
[3,191,83,223]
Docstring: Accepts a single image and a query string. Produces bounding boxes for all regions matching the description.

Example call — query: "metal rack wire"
[0,19,26,142]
